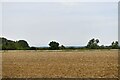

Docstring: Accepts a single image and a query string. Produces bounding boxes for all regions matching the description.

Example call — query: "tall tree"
[111,41,119,49]
[86,38,100,49]
[16,40,30,50]
[49,41,59,50]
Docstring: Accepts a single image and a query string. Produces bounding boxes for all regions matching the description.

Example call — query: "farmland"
[2,50,118,78]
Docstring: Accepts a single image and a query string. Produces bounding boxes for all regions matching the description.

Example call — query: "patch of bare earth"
[2,50,118,78]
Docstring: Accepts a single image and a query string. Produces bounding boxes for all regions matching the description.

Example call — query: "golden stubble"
[2,50,118,78]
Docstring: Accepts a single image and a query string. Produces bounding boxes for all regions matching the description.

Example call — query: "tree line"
[0,37,119,50]
[0,37,29,50]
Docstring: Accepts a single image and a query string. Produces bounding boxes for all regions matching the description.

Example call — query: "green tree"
[96,39,99,44]
[100,45,105,49]
[86,38,100,49]
[0,37,30,50]
[1,38,16,50]
[49,41,59,50]
[111,41,119,49]
[0,37,2,50]
[60,45,65,49]
[16,40,30,50]
[30,47,37,50]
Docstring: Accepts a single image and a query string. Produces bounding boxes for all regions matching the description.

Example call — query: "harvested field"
[2,50,118,78]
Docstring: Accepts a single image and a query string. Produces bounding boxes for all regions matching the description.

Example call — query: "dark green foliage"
[0,37,30,50]
[0,38,2,50]
[15,40,30,50]
[0,38,16,50]
[111,41,119,49]
[60,45,65,49]
[99,45,105,49]
[67,47,76,50]
[49,41,59,50]
[1,37,119,50]
[38,47,49,50]
[86,38,100,49]
[30,47,37,50]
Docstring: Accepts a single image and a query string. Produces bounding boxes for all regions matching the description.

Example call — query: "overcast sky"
[1,2,118,47]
